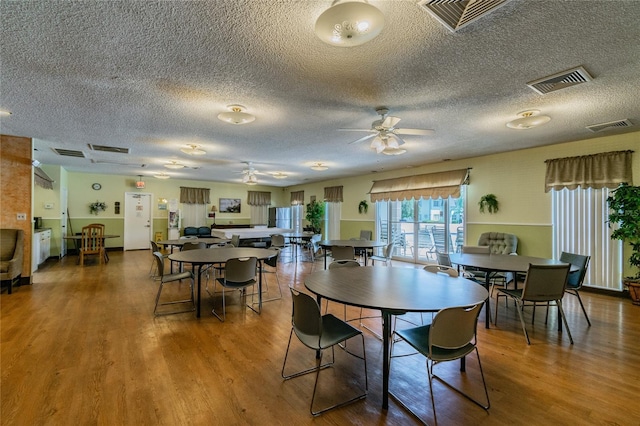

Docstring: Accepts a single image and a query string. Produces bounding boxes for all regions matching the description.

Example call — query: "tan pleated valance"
[179,187,210,204]
[290,190,304,205]
[369,169,469,202]
[324,186,343,203]
[247,191,271,206]
[544,150,634,192]
[34,167,54,190]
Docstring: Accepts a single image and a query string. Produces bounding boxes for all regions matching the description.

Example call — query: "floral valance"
[34,167,54,190]
[290,190,304,205]
[247,191,271,206]
[179,186,210,204]
[324,186,343,203]
[544,150,634,192]
[369,169,470,202]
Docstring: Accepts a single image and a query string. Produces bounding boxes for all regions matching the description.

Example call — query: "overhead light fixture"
[311,162,329,171]
[315,0,385,47]
[217,104,256,125]
[164,161,185,169]
[0,110,11,116]
[135,175,145,189]
[154,173,170,179]
[243,174,258,185]
[180,144,206,155]
[381,147,407,156]
[506,110,551,130]
[272,172,288,179]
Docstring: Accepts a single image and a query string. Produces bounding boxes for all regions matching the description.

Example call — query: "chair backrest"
[429,302,483,351]
[423,264,458,278]
[462,245,491,254]
[183,227,198,237]
[264,251,279,268]
[0,229,23,261]
[290,289,322,345]
[329,260,360,269]
[197,226,211,237]
[331,245,355,261]
[271,234,286,248]
[559,252,591,289]
[224,257,257,283]
[521,263,571,302]
[230,234,241,248]
[152,252,166,279]
[81,224,104,254]
[359,230,372,240]
[181,241,206,251]
[477,232,518,254]
[435,251,452,267]
[383,242,395,258]
[430,226,447,253]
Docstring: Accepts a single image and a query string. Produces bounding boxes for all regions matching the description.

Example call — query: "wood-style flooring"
[2,249,639,425]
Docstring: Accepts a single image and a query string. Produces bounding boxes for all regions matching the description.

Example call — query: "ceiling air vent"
[417,0,513,32]
[52,148,85,158]
[91,159,146,167]
[586,119,633,133]
[527,66,593,95]
[88,144,130,154]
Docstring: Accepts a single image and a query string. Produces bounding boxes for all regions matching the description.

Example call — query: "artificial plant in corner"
[478,194,499,214]
[607,182,640,280]
[305,200,324,234]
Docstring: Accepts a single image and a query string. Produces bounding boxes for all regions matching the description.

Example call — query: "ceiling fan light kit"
[164,161,185,169]
[381,147,407,156]
[311,162,328,171]
[243,174,258,185]
[315,0,385,47]
[180,144,206,155]
[272,172,288,179]
[506,110,551,130]
[218,104,255,125]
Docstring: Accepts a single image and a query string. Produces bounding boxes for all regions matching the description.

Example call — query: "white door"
[124,192,153,250]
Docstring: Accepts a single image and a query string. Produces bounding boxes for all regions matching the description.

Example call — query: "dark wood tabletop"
[319,239,387,268]
[305,266,488,410]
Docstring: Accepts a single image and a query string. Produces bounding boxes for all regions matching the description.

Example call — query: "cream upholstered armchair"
[1,229,24,294]
[477,232,518,254]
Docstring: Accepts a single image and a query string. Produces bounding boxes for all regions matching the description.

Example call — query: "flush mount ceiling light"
[311,162,329,171]
[272,172,288,179]
[164,161,185,169]
[217,104,255,125]
[315,0,385,47]
[180,144,206,156]
[243,173,258,185]
[506,110,551,130]
[154,173,170,179]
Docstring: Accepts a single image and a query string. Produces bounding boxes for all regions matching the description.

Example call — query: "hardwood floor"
[2,250,639,425]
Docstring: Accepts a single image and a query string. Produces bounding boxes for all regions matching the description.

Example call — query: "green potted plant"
[305,200,324,234]
[478,194,499,214]
[607,183,640,304]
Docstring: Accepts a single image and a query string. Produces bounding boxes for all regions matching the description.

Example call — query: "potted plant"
[478,194,499,214]
[305,200,324,234]
[607,182,640,304]
[89,200,107,215]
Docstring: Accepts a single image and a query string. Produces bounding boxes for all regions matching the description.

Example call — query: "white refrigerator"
[168,199,181,239]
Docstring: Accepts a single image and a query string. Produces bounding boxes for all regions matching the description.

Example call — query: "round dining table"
[169,247,278,318]
[305,266,488,410]
[449,253,573,328]
[319,239,387,268]
[157,237,229,253]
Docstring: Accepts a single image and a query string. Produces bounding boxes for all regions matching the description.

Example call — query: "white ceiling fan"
[339,107,434,153]
[238,162,260,185]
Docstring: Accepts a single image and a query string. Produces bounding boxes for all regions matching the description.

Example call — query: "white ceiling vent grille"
[527,66,593,95]
[89,144,130,154]
[586,119,633,133]
[90,159,147,167]
[417,0,513,32]
[53,148,85,158]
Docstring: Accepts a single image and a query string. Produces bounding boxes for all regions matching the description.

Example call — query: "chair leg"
[568,289,591,326]
[515,300,531,345]
[556,299,574,344]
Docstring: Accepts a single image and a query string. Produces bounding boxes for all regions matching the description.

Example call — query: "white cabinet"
[32,229,51,272]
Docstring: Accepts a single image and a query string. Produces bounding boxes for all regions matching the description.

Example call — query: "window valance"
[544,150,634,192]
[369,168,469,202]
[34,167,54,190]
[290,190,304,205]
[179,186,210,204]
[247,191,271,206]
[324,186,343,203]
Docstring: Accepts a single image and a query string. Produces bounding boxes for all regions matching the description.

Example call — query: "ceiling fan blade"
[394,128,435,136]
[337,128,376,132]
[382,116,401,128]
[349,133,378,144]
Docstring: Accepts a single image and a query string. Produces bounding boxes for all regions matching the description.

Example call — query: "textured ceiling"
[1,0,639,186]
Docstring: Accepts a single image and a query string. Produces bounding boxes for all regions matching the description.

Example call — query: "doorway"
[124,192,153,250]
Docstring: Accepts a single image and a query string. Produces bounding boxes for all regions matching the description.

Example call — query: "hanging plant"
[358,200,369,214]
[478,194,499,214]
[89,200,107,215]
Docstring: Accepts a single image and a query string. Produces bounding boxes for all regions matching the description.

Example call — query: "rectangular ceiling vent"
[417,0,513,32]
[88,144,130,154]
[586,119,633,133]
[90,159,146,167]
[527,66,593,95]
[52,148,85,158]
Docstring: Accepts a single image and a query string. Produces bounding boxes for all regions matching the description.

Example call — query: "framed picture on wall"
[219,198,241,213]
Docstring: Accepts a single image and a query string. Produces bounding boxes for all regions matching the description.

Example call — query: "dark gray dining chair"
[211,257,258,322]
[152,252,195,316]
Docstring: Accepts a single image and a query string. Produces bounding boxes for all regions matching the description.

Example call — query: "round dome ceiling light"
[315,0,385,47]
[506,110,551,130]
[218,104,256,125]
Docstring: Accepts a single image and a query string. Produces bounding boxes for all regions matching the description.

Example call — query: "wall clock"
[92,183,102,190]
